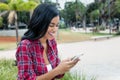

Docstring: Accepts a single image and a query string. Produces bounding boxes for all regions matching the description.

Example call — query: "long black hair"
[21,3,59,40]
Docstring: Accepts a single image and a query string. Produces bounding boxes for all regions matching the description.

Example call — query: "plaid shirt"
[16,39,64,80]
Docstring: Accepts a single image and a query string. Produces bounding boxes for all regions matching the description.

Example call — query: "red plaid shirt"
[16,39,64,80]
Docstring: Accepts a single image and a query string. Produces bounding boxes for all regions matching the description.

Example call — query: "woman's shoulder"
[19,39,38,46]
[20,39,32,45]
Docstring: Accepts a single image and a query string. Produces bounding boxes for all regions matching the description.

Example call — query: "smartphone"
[71,54,84,61]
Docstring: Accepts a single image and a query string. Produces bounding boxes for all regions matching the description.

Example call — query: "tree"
[86,2,99,23]
[0,0,38,43]
[63,1,86,28]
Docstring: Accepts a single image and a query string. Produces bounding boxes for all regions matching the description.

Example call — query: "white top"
[46,64,52,72]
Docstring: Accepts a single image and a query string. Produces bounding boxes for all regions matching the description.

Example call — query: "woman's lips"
[48,32,54,37]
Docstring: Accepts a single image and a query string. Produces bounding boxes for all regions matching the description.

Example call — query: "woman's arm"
[16,41,37,80]
[36,59,79,80]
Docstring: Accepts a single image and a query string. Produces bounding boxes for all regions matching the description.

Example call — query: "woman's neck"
[40,37,47,44]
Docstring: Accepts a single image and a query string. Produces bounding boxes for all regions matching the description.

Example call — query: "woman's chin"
[48,36,55,40]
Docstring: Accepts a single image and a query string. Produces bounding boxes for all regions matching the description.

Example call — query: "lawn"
[0,29,93,50]
[0,59,17,80]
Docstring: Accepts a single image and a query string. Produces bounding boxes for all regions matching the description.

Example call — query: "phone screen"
[71,54,84,61]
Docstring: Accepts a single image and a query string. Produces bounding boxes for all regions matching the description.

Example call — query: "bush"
[59,20,66,29]
[0,17,3,28]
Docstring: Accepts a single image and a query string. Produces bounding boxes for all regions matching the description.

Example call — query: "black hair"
[21,3,59,40]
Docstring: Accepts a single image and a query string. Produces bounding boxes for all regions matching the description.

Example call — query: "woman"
[16,3,79,80]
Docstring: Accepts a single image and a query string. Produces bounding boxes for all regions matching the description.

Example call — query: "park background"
[0,0,120,80]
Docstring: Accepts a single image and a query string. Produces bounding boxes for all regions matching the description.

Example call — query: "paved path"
[0,37,120,80]
[0,49,16,59]
[58,37,120,80]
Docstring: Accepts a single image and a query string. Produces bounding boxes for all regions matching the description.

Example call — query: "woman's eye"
[49,23,59,27]
[49,25,54,27]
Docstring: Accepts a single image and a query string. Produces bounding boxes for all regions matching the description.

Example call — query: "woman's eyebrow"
[50,22,59,24]
[50,23,55,25]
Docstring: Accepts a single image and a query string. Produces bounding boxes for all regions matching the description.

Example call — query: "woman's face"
[44,16,59,40]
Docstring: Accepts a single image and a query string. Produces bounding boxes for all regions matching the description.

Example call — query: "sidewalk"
[0,49,16,59]
[58,36,120,80]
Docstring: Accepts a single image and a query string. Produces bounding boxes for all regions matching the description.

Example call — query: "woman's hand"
[55,58,79,74]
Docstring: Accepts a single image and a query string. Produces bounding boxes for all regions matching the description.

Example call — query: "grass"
[0,59,96,80]
[0,29,116,50]
[57,29,92,43]
[61,72,96,80]
[0,59,17,80]
[0,42,17,50]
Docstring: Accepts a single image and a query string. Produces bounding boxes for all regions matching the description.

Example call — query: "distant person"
[16,3,79,80]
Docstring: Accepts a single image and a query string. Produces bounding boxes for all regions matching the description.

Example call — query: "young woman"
[16,3,79,80]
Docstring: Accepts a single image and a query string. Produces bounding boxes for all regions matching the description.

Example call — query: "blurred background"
[0,0,120,80]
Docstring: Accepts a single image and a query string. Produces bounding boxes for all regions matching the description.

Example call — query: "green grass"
[0,59,17,80]
[59,72,96,80]
[0,59,96,80]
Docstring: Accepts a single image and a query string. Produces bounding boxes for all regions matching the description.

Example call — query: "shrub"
[0,17,3,28]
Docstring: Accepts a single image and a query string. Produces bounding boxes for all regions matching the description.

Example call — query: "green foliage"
[59,20,66,29]
[115,31,120,35]
[20,1,38,11]
[63,1,86,22]
[0,17,3,27]
[0,59,17,80]
[0,59,96,80]
[60,72,96,80]
[87,2,99,14]
[0,3,9,10]
[17,11,30,24]
[90,9,100,21]
[0,0,38,11]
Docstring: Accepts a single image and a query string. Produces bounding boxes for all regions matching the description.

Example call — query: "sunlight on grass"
[60,72,96,80]
[57,29,92,43]
[0,59,17,80]
[0,42,17,50]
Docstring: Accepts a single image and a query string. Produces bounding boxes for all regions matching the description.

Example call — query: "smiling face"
[42,16,59,40]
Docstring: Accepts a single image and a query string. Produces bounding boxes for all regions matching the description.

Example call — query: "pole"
[108,0,111,34]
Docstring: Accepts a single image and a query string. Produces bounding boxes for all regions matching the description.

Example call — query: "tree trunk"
[14,11,19,44]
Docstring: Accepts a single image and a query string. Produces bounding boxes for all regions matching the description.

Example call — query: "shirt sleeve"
[16,41,37,80]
